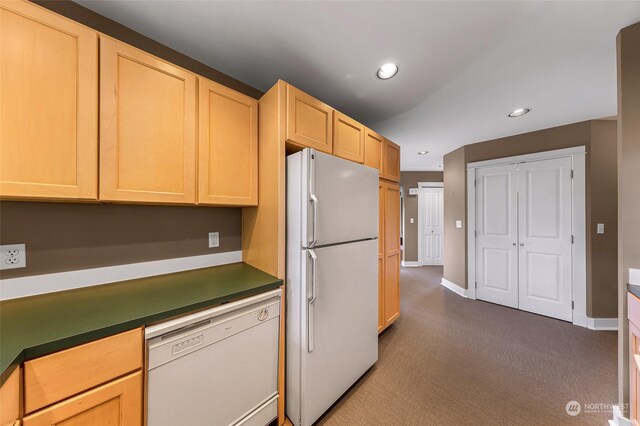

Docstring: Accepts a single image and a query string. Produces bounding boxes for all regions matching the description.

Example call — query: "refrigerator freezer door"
[298,239,378,426]
[304,150,379,247]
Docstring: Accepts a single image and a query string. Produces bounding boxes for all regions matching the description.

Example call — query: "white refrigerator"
[286,148,379,426]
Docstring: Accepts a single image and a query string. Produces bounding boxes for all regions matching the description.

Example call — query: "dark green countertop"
[0,262,282,385]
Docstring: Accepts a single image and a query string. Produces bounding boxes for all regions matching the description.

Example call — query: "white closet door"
[475,165,519,308]
[420,188,443,265]
[517,157,573,321]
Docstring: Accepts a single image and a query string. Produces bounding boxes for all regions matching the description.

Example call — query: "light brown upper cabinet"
[382,138,401,182]
[198,78,258,206]
[100,37,197,204]
[332,111,364,163]
[286,84,333,153]
[0,0,98,200]
[364,128,384,173]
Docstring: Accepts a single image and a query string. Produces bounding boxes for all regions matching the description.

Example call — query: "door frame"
[466,146,587,327]
[417,182,444,266]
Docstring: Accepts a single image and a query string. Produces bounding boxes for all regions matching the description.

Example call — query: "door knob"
[512,243,516,246]
[520,243,525,246]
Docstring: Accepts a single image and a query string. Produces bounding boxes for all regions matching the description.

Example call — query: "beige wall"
[443,147,467,287]
[0,202,241,279]
[442,120,618,321]
[617,21,640,406]
[400,171,444,262]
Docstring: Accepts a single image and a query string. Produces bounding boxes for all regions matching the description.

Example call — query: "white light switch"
[455,220,463,229]
[410,218,414,224]
[597,223,605,234]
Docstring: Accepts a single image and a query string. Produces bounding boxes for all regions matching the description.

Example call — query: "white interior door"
[419,187,443,265]
[475,165,519,308]
[517,157,573,321]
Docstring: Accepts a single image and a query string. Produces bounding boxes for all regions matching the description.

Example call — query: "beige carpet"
[316,266,617,426]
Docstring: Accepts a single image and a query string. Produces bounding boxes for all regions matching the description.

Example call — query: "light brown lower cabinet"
[379,180,401,332]
[0,366,20,426]
[22,371,142,426]
[629,292,640,423]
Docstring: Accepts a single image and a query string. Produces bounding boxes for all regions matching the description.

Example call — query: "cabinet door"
[364,128,383,173]
[0,0,98,200]
[378,181,385,333]
[384,182,401,325]
[23,372,142,426]
[198,78,258,206]
[286,84,333,153]
[382,139,401,182]
[0,366,19,426]
[333,111,364,163]
[100,37,196,204]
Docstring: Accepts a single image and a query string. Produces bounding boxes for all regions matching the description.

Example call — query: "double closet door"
[475,157,573,321]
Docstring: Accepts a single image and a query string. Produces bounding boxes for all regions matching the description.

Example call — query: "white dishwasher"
[145,289,281,426]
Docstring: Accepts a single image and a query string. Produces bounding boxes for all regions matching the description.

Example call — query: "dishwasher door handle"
[308,249,317,353]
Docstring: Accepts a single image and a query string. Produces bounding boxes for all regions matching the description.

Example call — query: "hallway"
[317,266,617,425]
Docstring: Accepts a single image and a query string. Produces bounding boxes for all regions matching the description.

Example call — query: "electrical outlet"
[208,232,220,248]
[1,244,26,270]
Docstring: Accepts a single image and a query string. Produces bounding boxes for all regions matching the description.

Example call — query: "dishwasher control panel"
[172,334,204,356]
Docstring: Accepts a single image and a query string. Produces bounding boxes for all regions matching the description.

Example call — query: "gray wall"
[0,202,241,279]
[617,21,640,406]
[400,171,444,262]
[442,120,618,321]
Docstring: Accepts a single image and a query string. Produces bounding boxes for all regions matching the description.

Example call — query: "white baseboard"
[440,278,474,299]
[572,312,588,328]
[401,261,420,267]
[587,317,618,331]
[0,250,243,301]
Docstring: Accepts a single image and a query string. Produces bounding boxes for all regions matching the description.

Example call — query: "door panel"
[301,240,378,426]
[100,37,196,203]
[306,150,378,247]
[381,139,400,182]
[518,157,572,321]
[198,78,258,206]
[420,188,443,265]
[286,85,333,153]
[364,129,383,172]
[23,372,141,426]
[0,0,98,200]
[333,111,364,163]
[475,165,519,308]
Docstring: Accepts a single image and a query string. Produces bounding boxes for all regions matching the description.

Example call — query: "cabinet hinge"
[571,170,574,179]
[571,235,574,244]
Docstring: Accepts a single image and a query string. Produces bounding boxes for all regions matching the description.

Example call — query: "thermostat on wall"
[409,188,419,195]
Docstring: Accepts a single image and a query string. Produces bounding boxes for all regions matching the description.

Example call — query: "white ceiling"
[77,0,640,170]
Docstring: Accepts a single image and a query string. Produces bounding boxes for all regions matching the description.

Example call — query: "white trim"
[0,250,243,301]
[466,146,587,328]
[467,146,587,169]
[587,318,618,331]
[417,181,444,188]
[441,278,475,299]
[401,261,421,267]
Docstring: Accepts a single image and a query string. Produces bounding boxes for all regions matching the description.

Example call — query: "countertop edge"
[0,279,282,386]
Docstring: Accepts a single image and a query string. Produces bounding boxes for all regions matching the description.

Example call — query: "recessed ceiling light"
[508,108,531,117]
[418,150,429,155]
[376,63,399,80]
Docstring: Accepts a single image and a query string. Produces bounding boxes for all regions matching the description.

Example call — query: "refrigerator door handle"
[308,249,317,352]
[308,149,318,248]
